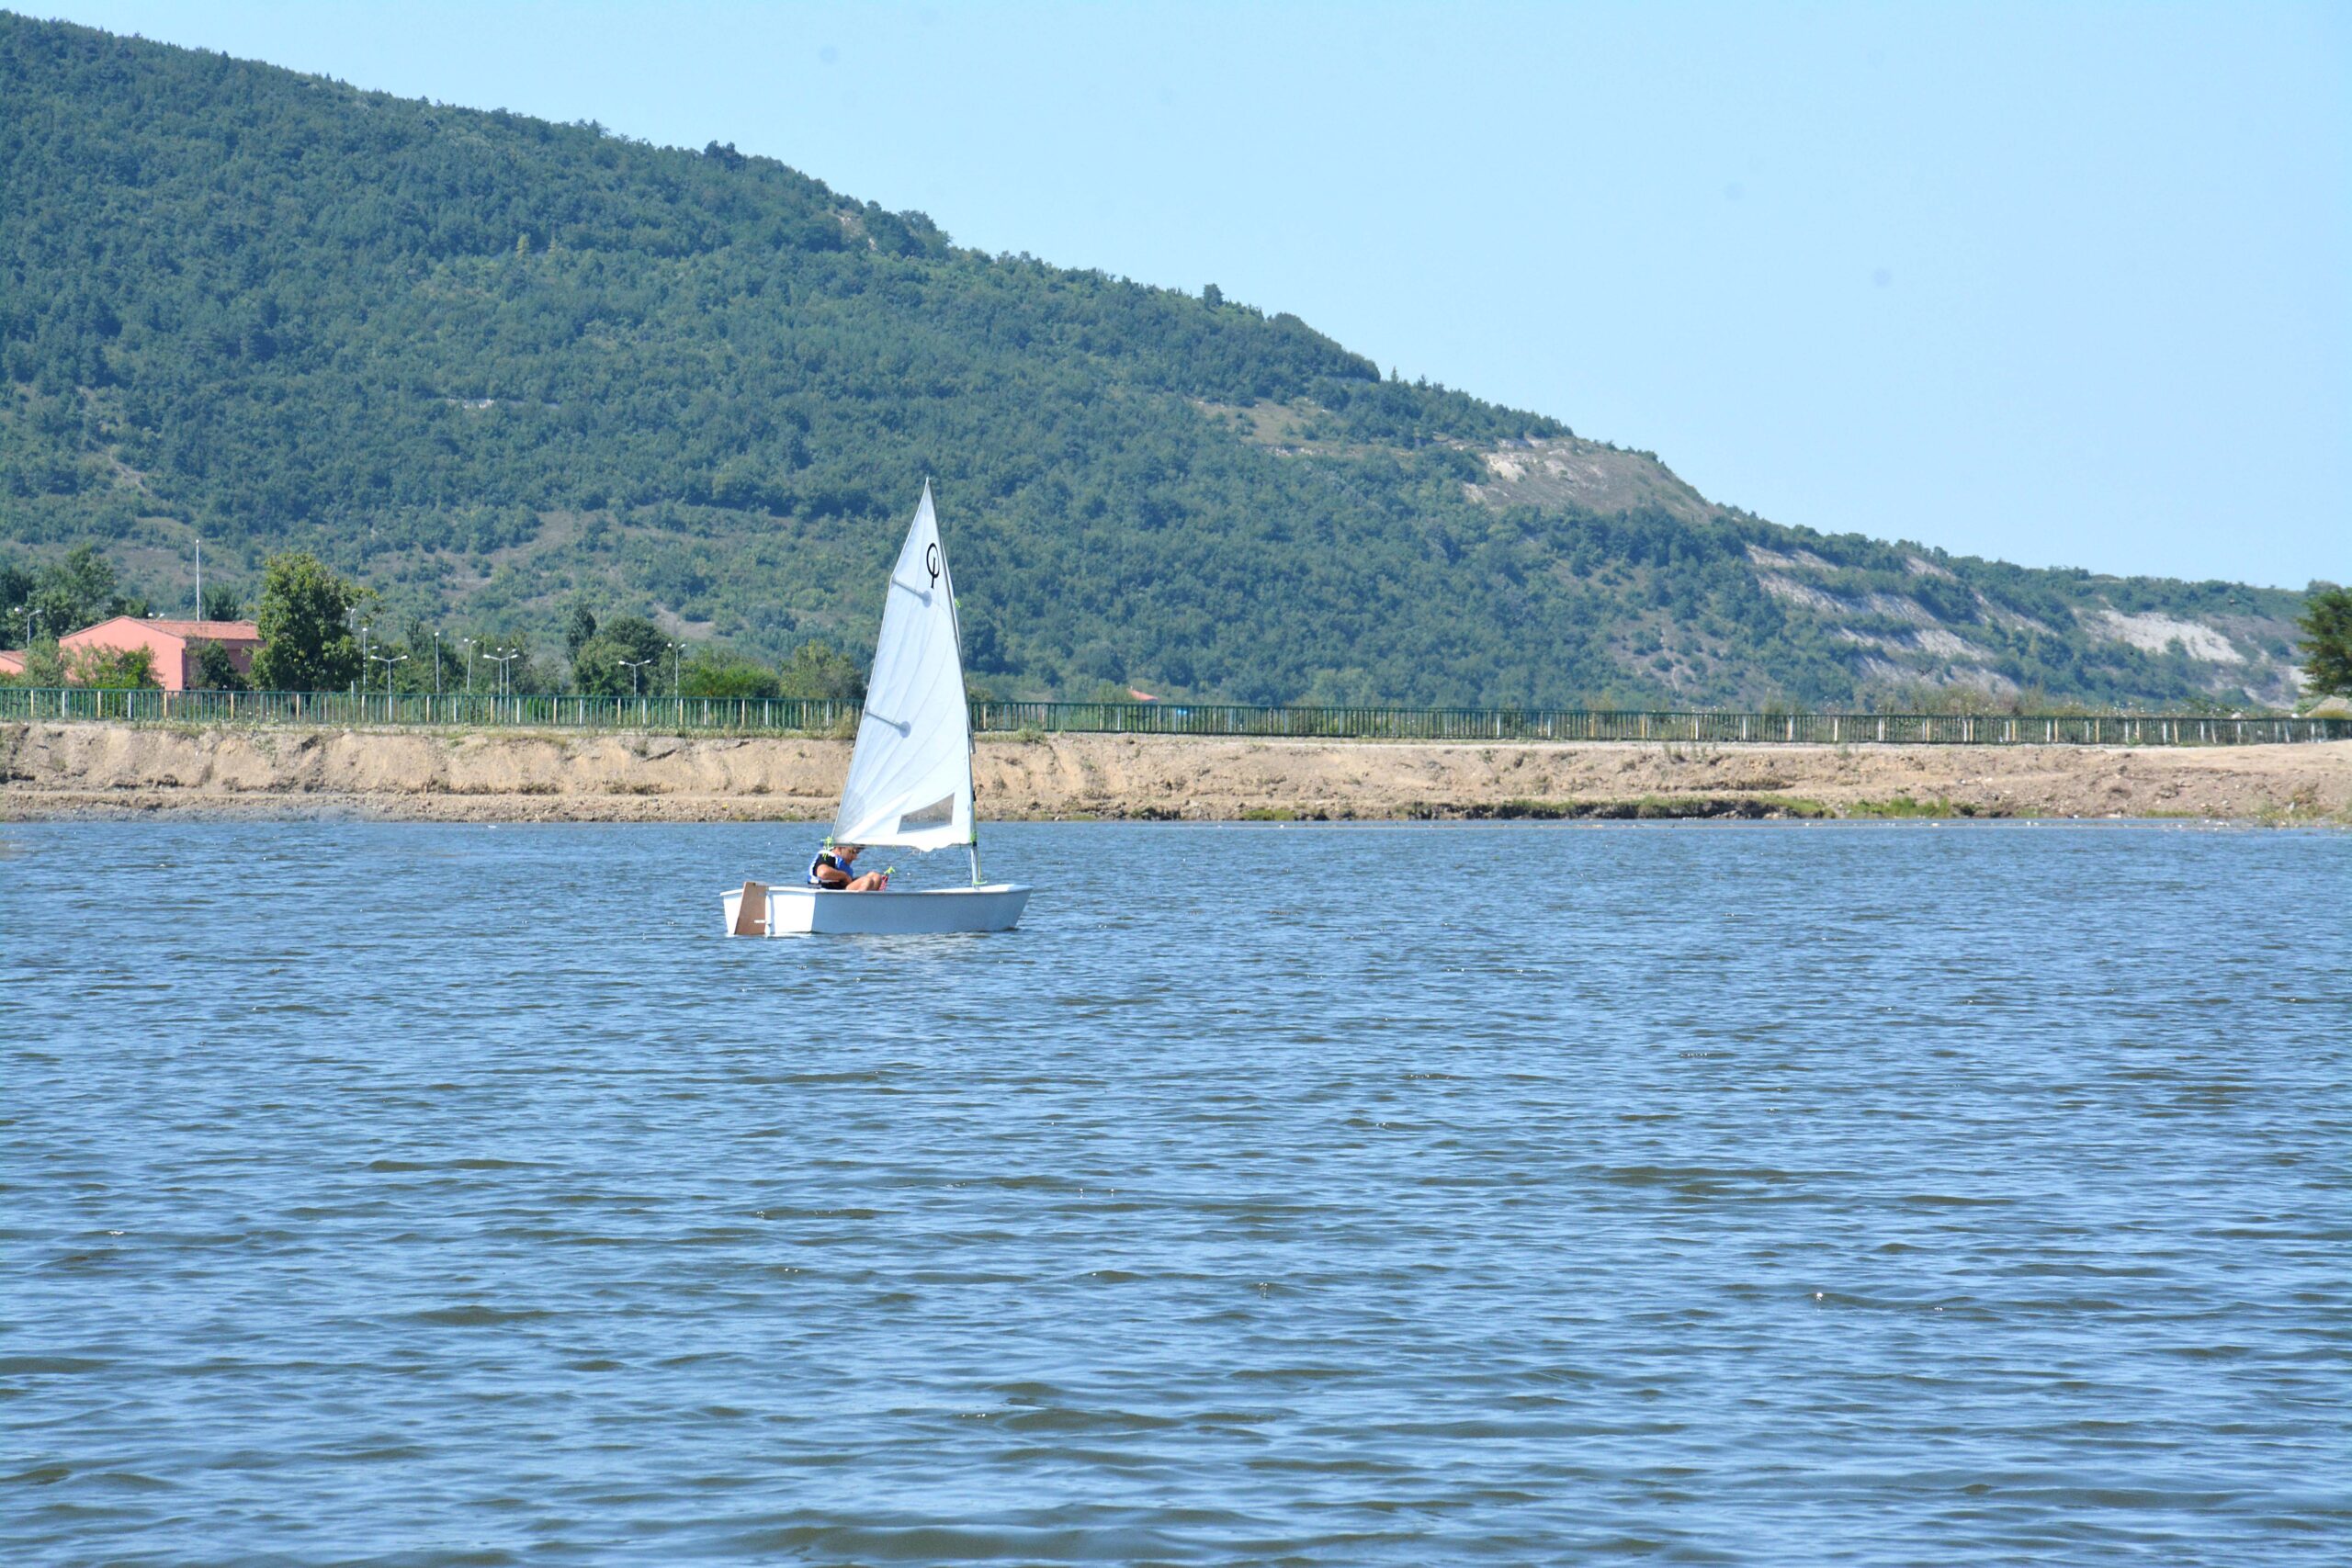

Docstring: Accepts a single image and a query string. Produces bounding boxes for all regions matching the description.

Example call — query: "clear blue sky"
[40,1,2352,588]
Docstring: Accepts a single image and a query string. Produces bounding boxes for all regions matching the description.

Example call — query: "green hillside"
[0,14,2312,706]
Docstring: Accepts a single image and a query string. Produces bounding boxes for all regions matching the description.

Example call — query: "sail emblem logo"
[925,542,942,588]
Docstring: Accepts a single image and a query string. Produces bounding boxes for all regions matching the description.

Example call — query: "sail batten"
[831,484,975,852]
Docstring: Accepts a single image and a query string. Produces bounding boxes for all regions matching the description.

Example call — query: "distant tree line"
[0,541,879,698]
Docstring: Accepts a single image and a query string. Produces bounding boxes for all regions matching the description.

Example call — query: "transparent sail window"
[897,795,957,833]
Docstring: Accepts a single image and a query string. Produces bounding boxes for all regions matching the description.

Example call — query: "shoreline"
[5,722,2347,826]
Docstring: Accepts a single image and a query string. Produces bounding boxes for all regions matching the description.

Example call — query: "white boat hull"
[723,883,1032,936]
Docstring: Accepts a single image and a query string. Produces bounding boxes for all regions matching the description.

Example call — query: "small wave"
[997,1404,1182,1435]
[404,1305,553,1327]
[0,1355,110,1374]
[722,1518,1191,1562]
[365,1156,533,1172]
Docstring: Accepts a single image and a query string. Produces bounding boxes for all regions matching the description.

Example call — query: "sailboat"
[721,482,1032,936]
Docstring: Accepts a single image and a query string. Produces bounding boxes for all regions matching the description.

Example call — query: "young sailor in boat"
[807,840,887,892]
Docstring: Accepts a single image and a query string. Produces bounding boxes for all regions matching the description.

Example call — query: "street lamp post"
[8,605,39,696]
[484,647,521,698]
[617,657,654,697]
[433,631,443,696]
[358,624,370,699]
[458,636,478,694]
[367,650,408,716]
[669,641,686,697]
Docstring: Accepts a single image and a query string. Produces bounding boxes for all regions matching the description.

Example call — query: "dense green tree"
[573,614,669,696]
[251,551,368,691]
[775,638,865,701]
[562,598,598,660]
[200,582,244,621]
[2296,584,2352,698]
[188,638,248,691]
[679,648,782,699]
[38,547,119,630]
[17,545,142,637]
[66,643,159,688]
[1,637,66,686]
[0,561,33,644]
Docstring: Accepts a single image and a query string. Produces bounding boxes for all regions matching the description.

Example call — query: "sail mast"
[931,474,984,885]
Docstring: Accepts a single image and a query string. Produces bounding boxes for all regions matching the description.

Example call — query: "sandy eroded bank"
[4,721,2346,824]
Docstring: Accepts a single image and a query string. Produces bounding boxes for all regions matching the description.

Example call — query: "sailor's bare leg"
[846,872,888,891]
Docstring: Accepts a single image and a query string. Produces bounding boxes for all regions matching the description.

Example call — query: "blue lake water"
[4,819,2348,1565]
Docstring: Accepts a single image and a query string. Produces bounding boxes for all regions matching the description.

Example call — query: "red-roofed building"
[59,616,263,691]
[0,649,25,678]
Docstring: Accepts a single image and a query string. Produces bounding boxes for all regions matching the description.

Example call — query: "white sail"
[831,483,975,852]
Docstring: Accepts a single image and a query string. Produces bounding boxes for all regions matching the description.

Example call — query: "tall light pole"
[669,640,686,697]
[11,605,49,695]
[367,649,407,711]
[433,630,443,695]
[193,536,202,620]
[617,656,654,696]
[459,636,478,694]
[484,647,521,696]
[358,623,370,697]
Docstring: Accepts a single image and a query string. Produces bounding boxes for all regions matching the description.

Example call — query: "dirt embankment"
[4,722,2347,824]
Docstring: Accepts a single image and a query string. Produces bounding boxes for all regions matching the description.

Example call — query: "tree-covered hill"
[0,14,2314,707]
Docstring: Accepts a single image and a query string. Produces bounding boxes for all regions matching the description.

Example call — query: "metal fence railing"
[970,703,2350,747]
[0,686,865,733]
[3,686,2346,746]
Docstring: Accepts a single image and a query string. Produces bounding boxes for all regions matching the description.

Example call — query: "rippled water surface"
[5,819,2348,1565]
